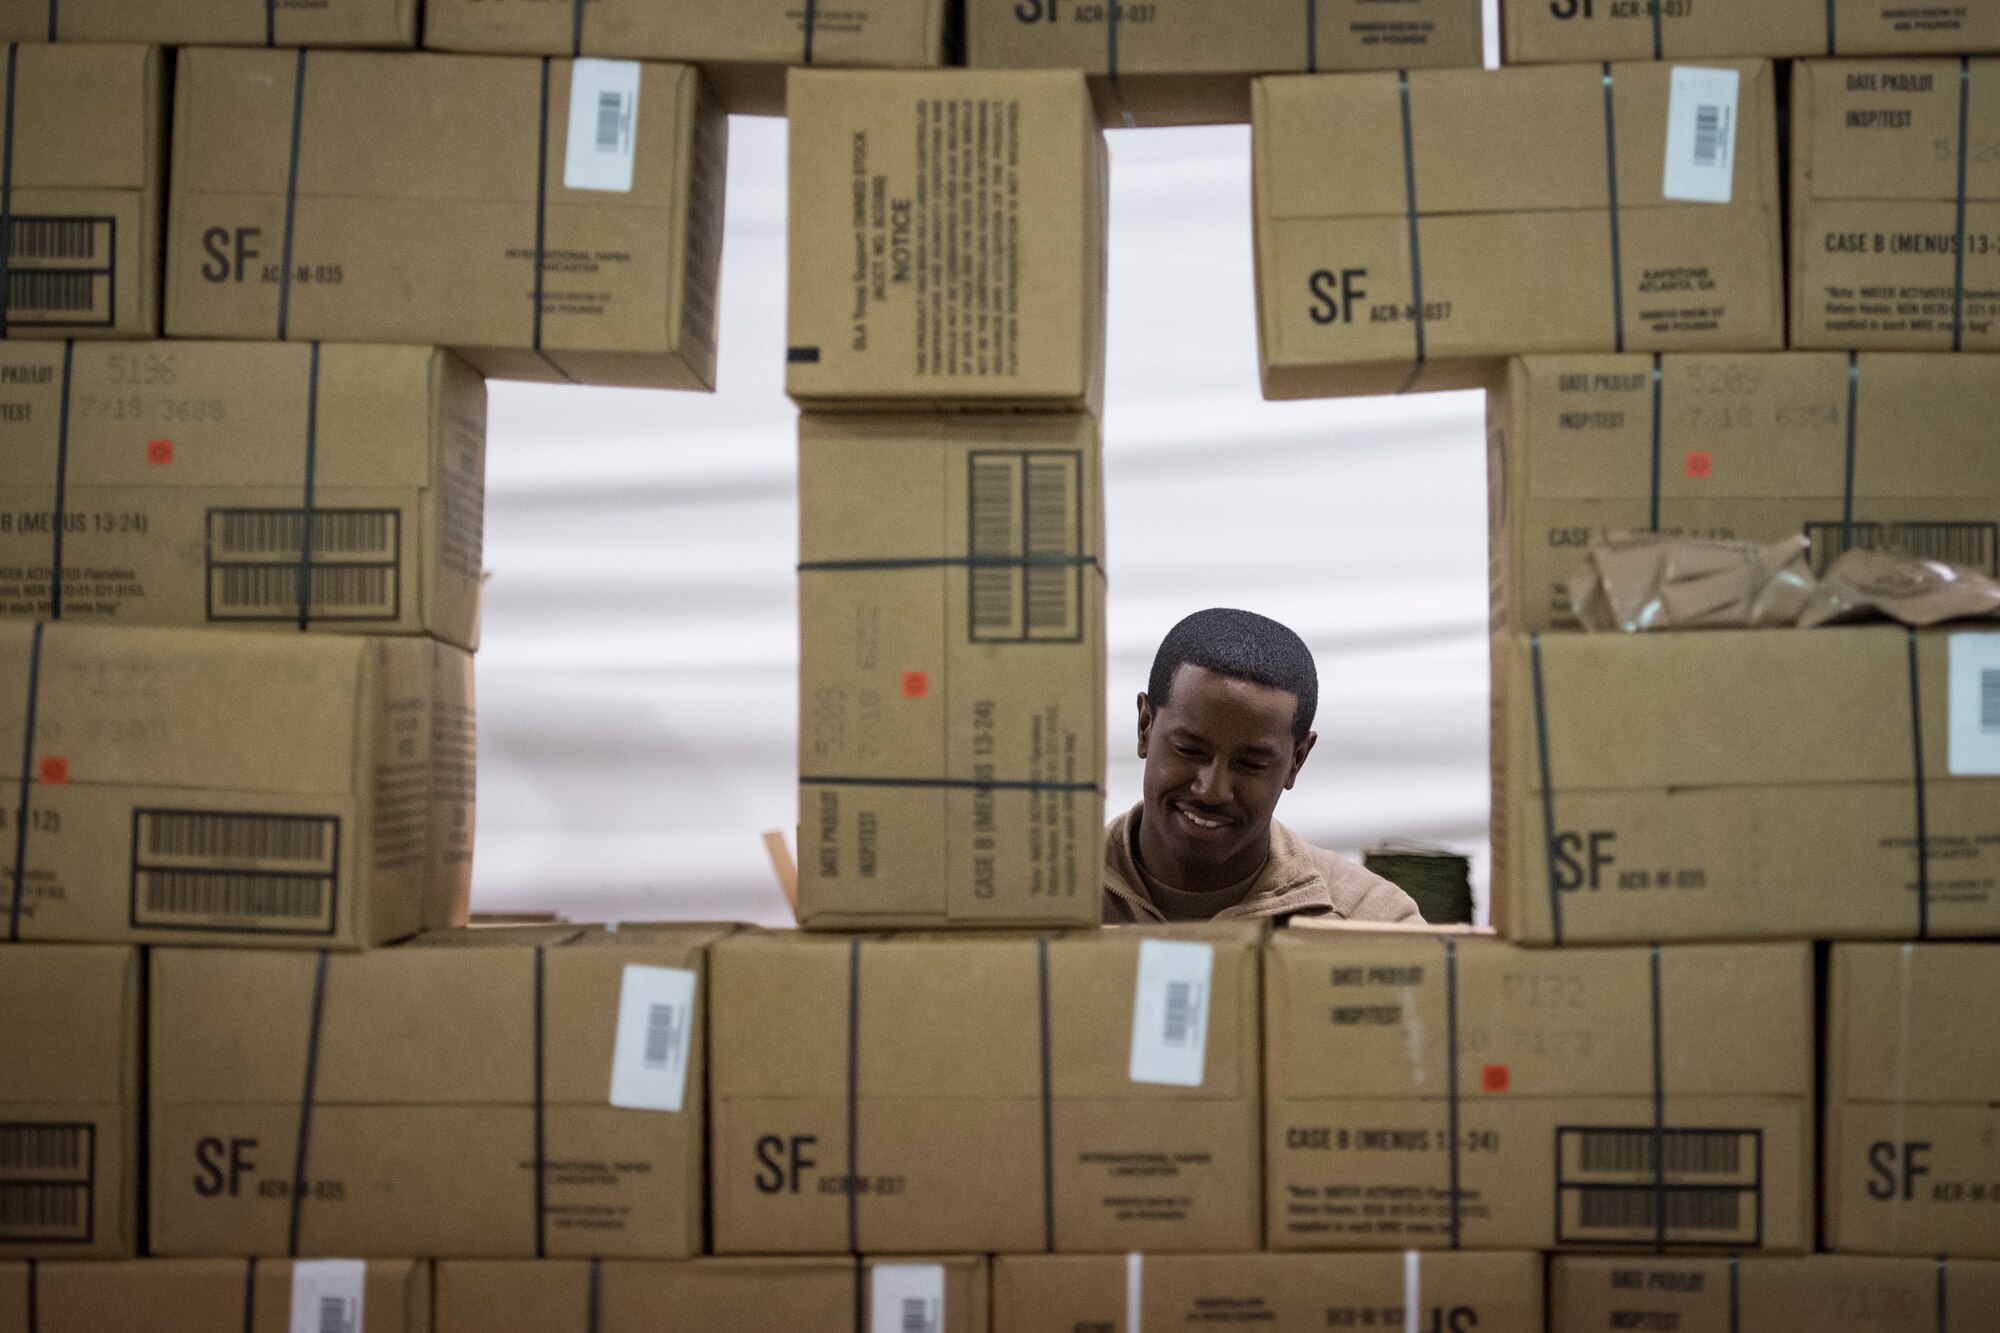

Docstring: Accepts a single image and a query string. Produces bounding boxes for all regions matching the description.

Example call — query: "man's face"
[1137,664,1317,880]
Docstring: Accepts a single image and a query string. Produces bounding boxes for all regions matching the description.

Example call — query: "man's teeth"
[1181,808,1227,828]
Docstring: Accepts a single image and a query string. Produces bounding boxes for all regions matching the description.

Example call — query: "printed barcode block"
[143,811,331,865]
[1575,1185,1742,1233]
[902,1297,934,1333]
[131,809,341,937]
[9,271,97,314]
[0,1123,88,1175]
[0,1123,94,1243]
[1161,980,1193,1048]
[1983,668,2000,733]
[2,214,116,327]
[1556,1124,1762,1246]
[643,1001,684,1071]
[1805,521,1998,576]
[212,510,397,558]
[1573,1128,1743,1177]
[6,218,97,261]
[0,1182,89,1239]
[596,90,629,153]
[966,450,1085,644]
[1693,104,1723,166]
[318,1296,350,1333]
[206,508,402,624]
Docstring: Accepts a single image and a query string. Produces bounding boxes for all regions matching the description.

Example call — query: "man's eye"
[1173,744,1204,760]
[1235,761,1269,775]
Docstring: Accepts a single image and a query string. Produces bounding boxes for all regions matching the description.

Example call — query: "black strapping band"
[585,1258,601,1333]
[800,775,1105,795]
[3,43,20,335]
[1037,936,1055,1253]
[48,341,72,621]
[1649,944,1668,1254]
[533,945,548,1256]
[1305,0,1318,72]
[1528,633,1565,945]
[1907,630,1932,939]
[264,0,276,47]
[1395,70,1426,395]
[276,49,308,341]
[797,555,1103,574]
[1602,64,1627,354]
[845,937,862,1255]
[1646,353,1663,532]
[1443,937,1462,1249]
[1936,1257,1948,1331]
[287,950,331,1257]
[533,59,552,354]
[571,0,587,58]
[1727,1255,1739,1332]
[8,621,45,943]
[44,2,55,42]
[296,342,321,632]
[1825,0,1837,56]
[242,1258,258,1333]
[24,1260,34,1333]
[1952,59,1971,353]
[1106,0,1119,80]
[1841,351,1860,546]
[850,1256,865,1333]
[804,0,819,64]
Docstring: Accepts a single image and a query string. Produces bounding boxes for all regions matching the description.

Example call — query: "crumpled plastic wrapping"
[1567,534,1817,632]
[1800,548,2000,627]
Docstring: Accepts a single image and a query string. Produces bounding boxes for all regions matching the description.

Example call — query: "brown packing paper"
[149,926,727,1259]
[1792,59,2000,353]
[0,1,415,46]
[1567,534,1815,631]
[1803,550,2000,627]
[0,946,139,1259]
[1825,943,2000,1259]
[1505,0,2000,64]
[797,413,1105,929]
[165,49,726,391]
[965,0,1484,128]
[0,43,164,340]
[0,341,486,649]
[0,622,474,948]
[435,1257,989,1333]
[1264,926,1815,1253]
[709,924,1263,1255]
[1253,61,1784,399]
[1487,353,2000,635]
[1551,1255,2000,1332]
[0,1260,430,1333]
[994,1252,1546,1332]
[1493,627,2000,945]
[786,69,1108,412]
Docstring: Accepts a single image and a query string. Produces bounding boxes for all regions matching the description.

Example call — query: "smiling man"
[1102,608,1421,925]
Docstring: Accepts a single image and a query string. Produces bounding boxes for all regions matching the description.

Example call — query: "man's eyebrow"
[1169,727,1281,760]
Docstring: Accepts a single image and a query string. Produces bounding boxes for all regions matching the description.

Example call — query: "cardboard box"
[165,49,726,391]
[0,945,139,1259]
[1264,928,1815,1252]
[1487,353,2000,634]
[1505,1,2000,64]
[1,0,414,47]
[786,70,1107,412]
[1551,1255,2000,1332]
[967,0,1485,127]
[422,0,948,116]
[0,43,164,340]
[995,1252,1545,1332]
[710,924,1263,1254]
[0,623,473,948]
[0,341,486,649]
[0,1260,430,1333]
[1493,627,2000,945]
[1253,60,1784,399]
[797,413,1105,929]
[149,925,726,1258]
[436,1257,989,1333]
[1825,943,2000,1259]
[1791,59,2000,353]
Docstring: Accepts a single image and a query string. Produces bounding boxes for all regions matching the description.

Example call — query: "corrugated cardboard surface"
[149,927,726,1258]
[165,49,726,390]
[1,0,415,46]
[0,341,486,649]
[0,43,164,340]
[797,413,1105,929]
[966,0,1483,127]
[710,925,1263,1255]
[423,0,948,115]
[1487,353,2000,633]
[1552,1255,2000,1331]
[995,1252,1545,1331]
[0,623,474,947]
[0,945,139,1259]
[1493,628,2000,945]
[1792,59,2000,352]
[1264,928,1814,1252]
[0,1260,430,1333]
[1826,943,2000,1259]
[1254,61,1784,399]
[1506,0,2000,63]
[436,1256,989,1333]
[786,69,1107,411]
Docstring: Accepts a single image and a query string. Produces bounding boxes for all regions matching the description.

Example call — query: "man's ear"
[1136,692,1155,760]
[1285,730,1319,791]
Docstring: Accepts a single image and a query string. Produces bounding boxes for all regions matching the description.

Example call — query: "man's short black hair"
[1147,608,1318,745]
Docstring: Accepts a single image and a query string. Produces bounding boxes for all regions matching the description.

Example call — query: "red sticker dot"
[902,672,929,699]
[1685,450,1712,480]
[39,757,68,785]
[1481,1063,1510,1093]
[147,439,174,466]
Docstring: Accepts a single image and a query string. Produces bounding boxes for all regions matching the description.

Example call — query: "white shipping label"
[1662,66,1740,204]
[608,964,698,1113]
[1948,633,2000,776]
[564,58,641,192]
[289,1260,366,1333]
[1128,939,1214,1088]
[871,1263,946,1333]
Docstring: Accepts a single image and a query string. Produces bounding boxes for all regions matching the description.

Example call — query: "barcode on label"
[132,809,341,936]
[643,1002,684,1072]
[144,811,330,865]
[966,450,1085,644]
[206,508,402,624]
[289,1260,366,1333]
[1129,939,1214,1088]
[609,965,698,1113]
[0,1182,87,1237]
[870,1265,946,1333]
[142,871,327,921]
[3,215,115,327]
[9,271,96,313]
[1692,104,1723,165]
[1576,1186,1742,1233]
[1577,1128,1743,1177]
[902,1298,936,1333]
[0,1123,88,1173]
[319,1299,349,1333]
[1663,67,1739,204]
[1805,521,1998,576]
[213,510,397,558]
[7,218,97,261]
[0,1121,95,1241]
[215,566,393,614]
[1161,980,1194,1048]
[596,90,630,152]
[564,59,642,192]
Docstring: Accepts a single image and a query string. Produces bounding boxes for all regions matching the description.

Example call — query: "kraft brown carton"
[166,49,726,391]
[1552,1255,2000,1332]
[1493,627,2000,945]
[995,1252,1545,1332]
[0,1260,430,1333]
[786,69,1107,412]
[966,0,1484,128]
[0,43,164,340]
[1265,927,1814,1253]
[1506,0,2000,64]
[0,946,139,1259]
[797,413,1105,929]
[0,341,486,650]
[0,623,473,948]
[436,1257,989,1333]
[1488,353,2000,634]
[1,1,414,46]
[1792,59,2000,353]
[710,924,1263,1255]
[1254,60,1784,399]
[149,926,725,1258]
[423,0,948,116]
[1826,943,2000,1259]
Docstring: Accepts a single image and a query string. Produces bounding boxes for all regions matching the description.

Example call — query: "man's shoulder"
[1275,822,1424,924]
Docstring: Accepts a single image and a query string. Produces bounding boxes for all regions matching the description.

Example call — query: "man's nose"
[1191,759,1232,806]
